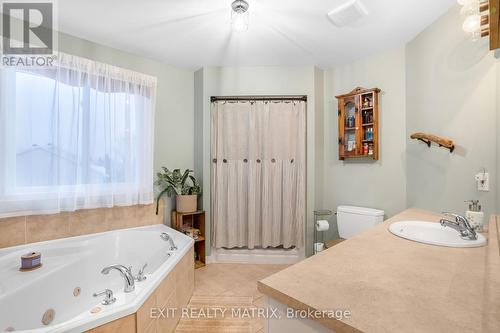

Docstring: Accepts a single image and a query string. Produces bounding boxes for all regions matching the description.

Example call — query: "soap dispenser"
[465,200,484,232]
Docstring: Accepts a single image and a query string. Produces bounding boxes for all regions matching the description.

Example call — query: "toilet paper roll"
[316,220,330,232]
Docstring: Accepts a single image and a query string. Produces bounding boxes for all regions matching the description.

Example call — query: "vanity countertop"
[258,208,500,333]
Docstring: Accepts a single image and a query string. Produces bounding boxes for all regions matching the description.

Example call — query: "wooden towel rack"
[410,132,455,153]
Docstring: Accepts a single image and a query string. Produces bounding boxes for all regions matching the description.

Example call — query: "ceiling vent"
[327,0,368,27]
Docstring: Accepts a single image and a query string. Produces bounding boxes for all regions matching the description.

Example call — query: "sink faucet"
[440,213,477,240]
[161,232,178,251]
[101,265,135,293]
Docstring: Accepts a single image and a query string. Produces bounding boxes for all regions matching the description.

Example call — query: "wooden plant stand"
[171,210,206,269]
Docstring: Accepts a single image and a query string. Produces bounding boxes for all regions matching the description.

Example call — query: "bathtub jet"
[101,264,135,293]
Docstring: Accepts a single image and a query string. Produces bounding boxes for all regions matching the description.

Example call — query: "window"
[0,53,157,217]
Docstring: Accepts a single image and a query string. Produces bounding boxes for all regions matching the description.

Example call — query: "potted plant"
[155,168,202,214]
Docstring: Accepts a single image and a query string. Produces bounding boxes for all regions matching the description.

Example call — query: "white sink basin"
[389,220,486,248]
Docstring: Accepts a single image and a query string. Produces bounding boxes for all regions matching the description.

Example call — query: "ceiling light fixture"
[231,0,249,32]
[463,14,481,33]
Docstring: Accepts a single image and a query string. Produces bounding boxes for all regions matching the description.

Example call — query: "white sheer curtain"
[211,100,306,249]
[0,53,157,218]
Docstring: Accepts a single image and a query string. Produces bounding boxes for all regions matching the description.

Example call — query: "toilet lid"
[337,205,384,217]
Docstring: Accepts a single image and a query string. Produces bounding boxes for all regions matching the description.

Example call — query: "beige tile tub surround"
[0,199,165,249]
[0,216,26,248]
[258,209,500,333]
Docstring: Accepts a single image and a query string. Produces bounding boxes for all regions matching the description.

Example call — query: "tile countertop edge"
[483,214,500,333]
[257,281,363,333]
[257,208,500,333]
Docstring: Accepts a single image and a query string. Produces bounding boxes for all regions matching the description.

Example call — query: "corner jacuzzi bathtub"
[0,224,193,332]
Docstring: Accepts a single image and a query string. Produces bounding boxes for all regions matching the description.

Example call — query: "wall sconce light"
[457,0,490,41]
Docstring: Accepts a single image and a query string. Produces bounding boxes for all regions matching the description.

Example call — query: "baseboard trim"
[206,248,304,265]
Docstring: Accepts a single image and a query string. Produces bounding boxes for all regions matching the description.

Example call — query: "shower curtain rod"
[211,95,307,102]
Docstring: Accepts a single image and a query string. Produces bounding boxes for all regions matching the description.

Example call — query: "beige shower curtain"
[211,99,306,249]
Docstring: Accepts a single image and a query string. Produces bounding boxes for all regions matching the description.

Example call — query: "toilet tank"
[337,206,385,239]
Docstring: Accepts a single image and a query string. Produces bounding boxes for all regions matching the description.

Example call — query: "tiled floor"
[175,264,289,333]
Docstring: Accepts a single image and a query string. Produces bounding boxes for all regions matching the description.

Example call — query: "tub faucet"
[101,265,135,293]
[134,263,148,282]
[93,289,116,305]
[161,232,178,251]
[440,212,477,240]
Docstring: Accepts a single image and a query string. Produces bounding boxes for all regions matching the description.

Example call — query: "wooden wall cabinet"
[336,87,380,161]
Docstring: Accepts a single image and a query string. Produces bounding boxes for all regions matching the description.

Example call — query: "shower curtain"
[211,99,306,249]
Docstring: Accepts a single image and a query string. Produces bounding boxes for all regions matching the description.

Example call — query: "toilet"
[337,206,385,239]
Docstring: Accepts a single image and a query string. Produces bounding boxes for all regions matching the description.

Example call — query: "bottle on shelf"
[365,128,373,141]
[363,110,371,124]
[465,200,484,231]
[347,115,355,128]
[363,96,372,108]
[347,140,356,152]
